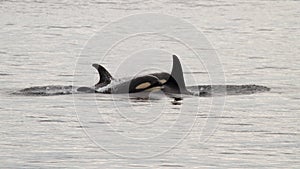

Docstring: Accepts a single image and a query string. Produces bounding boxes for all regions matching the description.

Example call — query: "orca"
[160,55,270,96]
[80,63,165,95]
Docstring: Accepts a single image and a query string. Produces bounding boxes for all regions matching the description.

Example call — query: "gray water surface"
[0,0,299,168]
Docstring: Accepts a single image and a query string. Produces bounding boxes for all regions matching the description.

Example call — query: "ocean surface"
[0,0,299,168]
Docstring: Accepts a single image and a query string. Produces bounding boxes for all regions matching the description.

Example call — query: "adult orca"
[162,55,270,97]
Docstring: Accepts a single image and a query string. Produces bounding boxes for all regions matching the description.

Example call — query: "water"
[0,0,299,168]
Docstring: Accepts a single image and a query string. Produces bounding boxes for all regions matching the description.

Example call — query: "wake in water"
[13,85,76,96]
[187,84,270,96]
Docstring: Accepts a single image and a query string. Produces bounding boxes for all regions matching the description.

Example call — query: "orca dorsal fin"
[171,55,186,91]
[163,55,188,95]
[92,64,113,88]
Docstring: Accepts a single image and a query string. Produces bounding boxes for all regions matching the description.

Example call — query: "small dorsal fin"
[92,64,113,88]
[163,55,188,95]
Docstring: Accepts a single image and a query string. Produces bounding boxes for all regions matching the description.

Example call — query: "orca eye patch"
[159,79,167,84]
[135,82,151,90]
